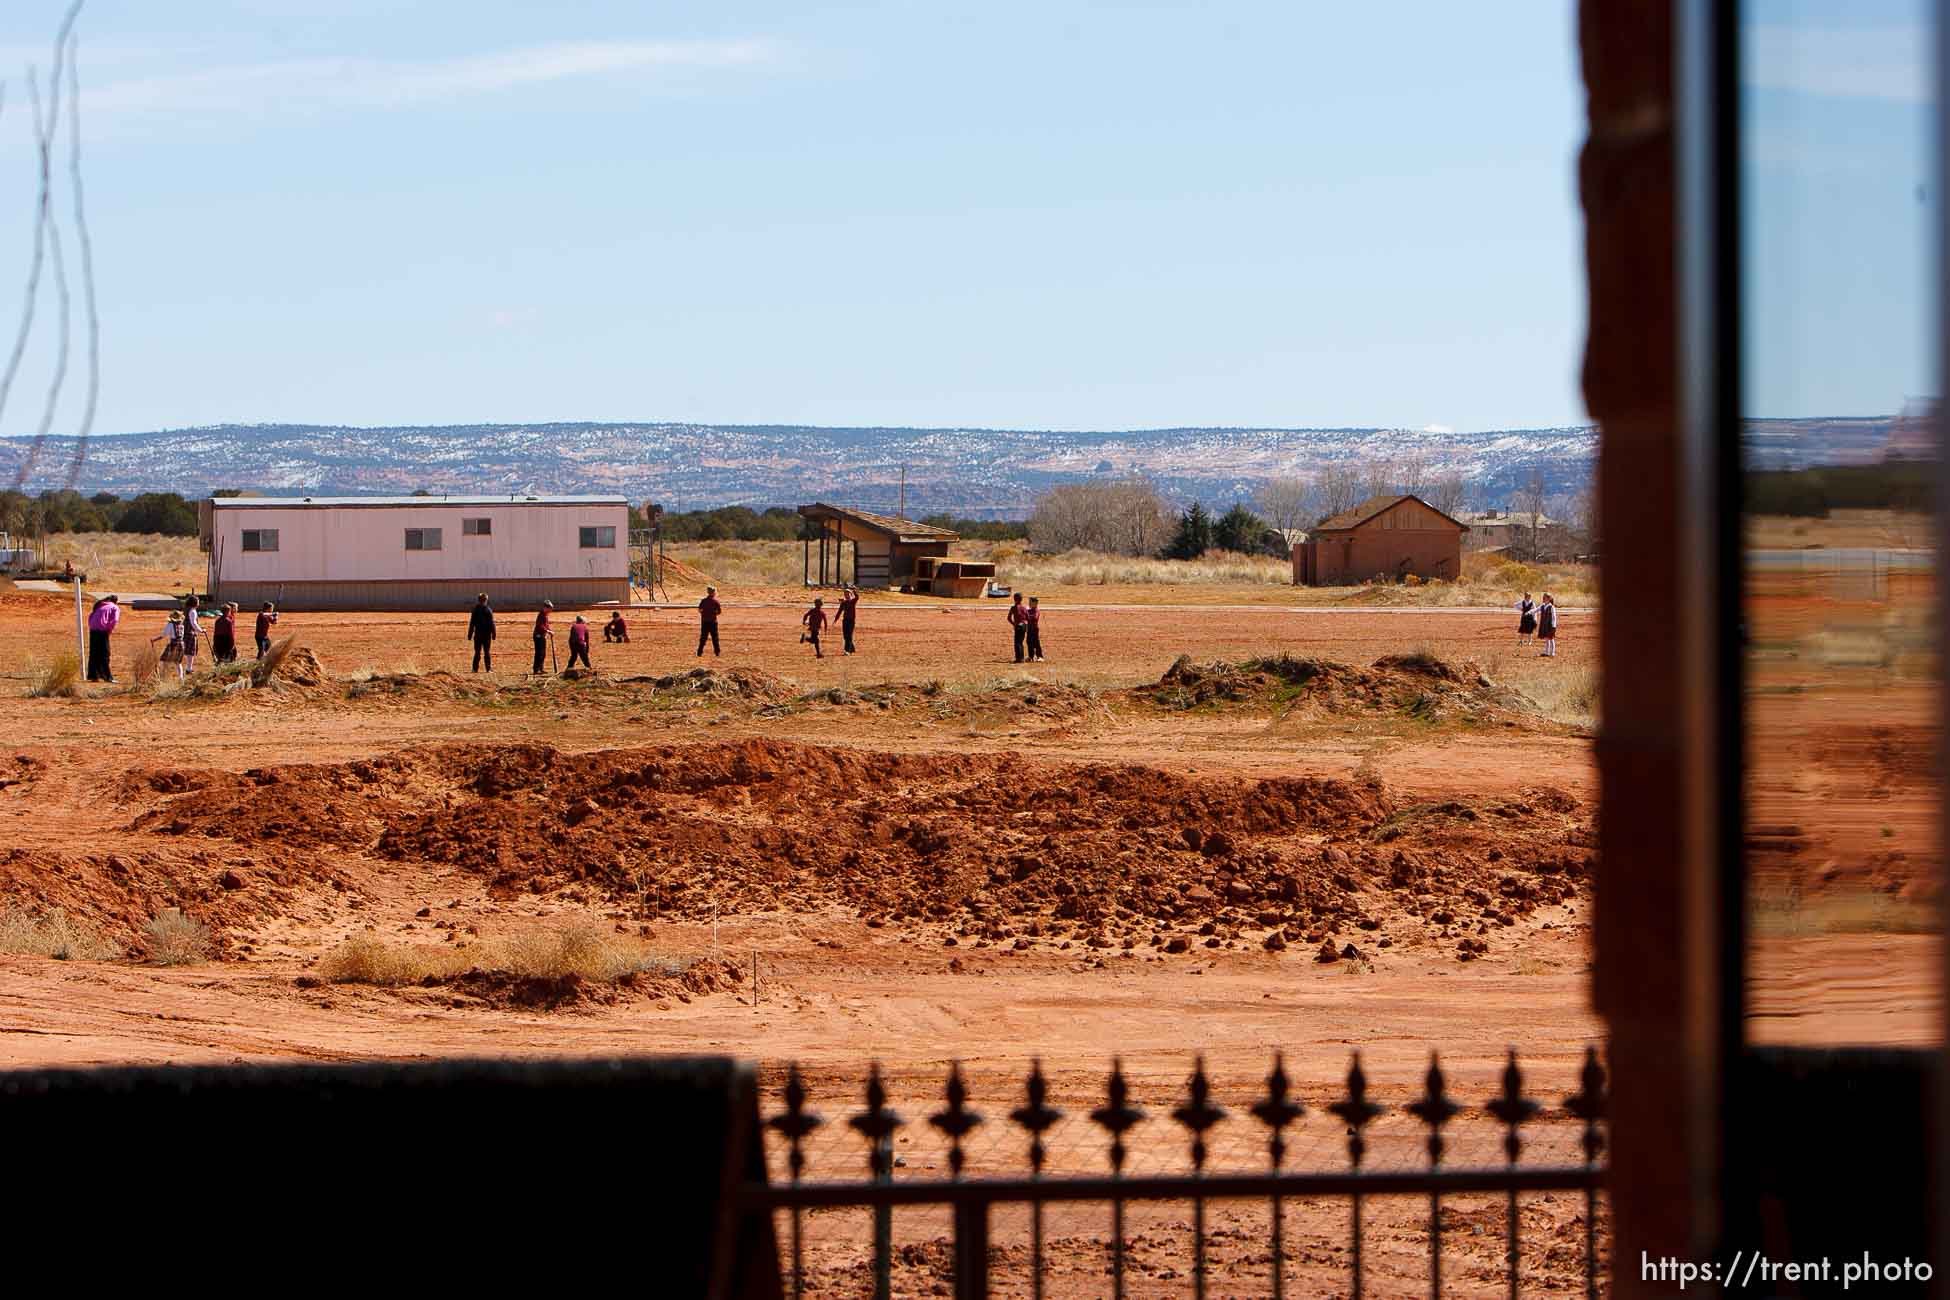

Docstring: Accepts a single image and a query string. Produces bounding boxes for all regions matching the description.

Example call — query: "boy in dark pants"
[801,598,827,657]
[531,601,555,674]
[836,586,859,654]
[697,586,722,657]
[1025,596,1045,661]
[254,602,278,659]
[567,615,592,669]
[468,593,496,671]
[1007,593,1028,662]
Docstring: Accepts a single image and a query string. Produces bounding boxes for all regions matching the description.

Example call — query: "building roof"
[1314,493,1469,533]
[797,502,959,543]
[207,495,628,509]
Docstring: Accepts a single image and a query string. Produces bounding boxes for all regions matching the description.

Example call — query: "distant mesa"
[0,418,1604,514]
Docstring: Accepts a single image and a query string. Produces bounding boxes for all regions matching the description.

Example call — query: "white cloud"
[1746,25,1934,104]
[1422,423,1454,435]
[76,38,776,118]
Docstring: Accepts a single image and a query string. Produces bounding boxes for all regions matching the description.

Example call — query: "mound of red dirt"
[0,843,356,955]
[442,956,744,1012]
[1143,653,1533,726]
[122,738,1590,960]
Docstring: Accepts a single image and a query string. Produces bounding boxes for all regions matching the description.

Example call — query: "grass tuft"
[250,635,297,688]
[144,908,211,965]
[317,922,690,987]
[0,906,123,960]
[26,652,81,698]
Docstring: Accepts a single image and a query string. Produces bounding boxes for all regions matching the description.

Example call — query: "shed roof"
[207,495,627,509]
[1313,493,1469,533]
[797,502,959,544]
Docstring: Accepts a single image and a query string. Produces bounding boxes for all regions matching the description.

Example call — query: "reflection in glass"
[1741,1,1941,1046]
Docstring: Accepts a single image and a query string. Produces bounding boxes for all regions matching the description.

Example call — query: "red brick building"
[1290,493,1468,586]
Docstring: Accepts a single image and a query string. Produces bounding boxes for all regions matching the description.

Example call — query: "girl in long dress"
[1538,593,1559,657]
[1516,592,1537,648]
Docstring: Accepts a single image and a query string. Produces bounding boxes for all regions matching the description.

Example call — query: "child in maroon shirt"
[801,598,827,658]
[697,587,722,657]
[532,602,555,674]
[567,615,592,670]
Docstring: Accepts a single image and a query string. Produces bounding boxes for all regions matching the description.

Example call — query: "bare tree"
[1027,476,1171,557]
[1360,458,1396,500]
[1314,463,1364,523]
[1394,451,1432,499]
[1252,475,1312,535]
[1430,471,1467,518]
[1103,475,1172,556]
[1516,468,1549,561]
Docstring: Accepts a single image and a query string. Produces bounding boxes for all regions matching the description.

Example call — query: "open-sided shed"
[797,504,958,590]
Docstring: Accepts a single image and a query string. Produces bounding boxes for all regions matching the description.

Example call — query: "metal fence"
[746,1047,1608,1299]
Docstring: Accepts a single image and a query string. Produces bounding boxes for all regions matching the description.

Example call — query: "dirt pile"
[124,739,1592,960]
[618,666,794,702]
[0,843,356,955]
[438,955,744,1012]
[655,554,716,587]
[1142,652,1535,726]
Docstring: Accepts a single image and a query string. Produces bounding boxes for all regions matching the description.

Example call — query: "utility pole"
[898,466,906,520]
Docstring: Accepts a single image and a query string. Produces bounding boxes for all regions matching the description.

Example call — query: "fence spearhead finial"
[928,1060,984,1180]
[1406,1052,1462,1168]
[1566,1044,1608,1164]
[1486,1047,1541,1166]
[1327,1051,1384,1168]
[1171,1055,1227,1174]
[848,1061,906,1179]
[1090,1056,1146,1175]
[1010,1058,1064,1177]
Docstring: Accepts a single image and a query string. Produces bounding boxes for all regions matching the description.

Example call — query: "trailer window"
[240,529,278,553]
[462,518,491,536]
[579,526,616,549]
[405,528,442,551]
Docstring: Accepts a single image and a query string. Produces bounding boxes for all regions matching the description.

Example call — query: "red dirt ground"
[0,578,1934,1294]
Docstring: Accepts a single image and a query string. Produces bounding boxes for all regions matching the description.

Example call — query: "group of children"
[146,598,280,680]
[1515,592,1562,657]
[468,582,1053,673]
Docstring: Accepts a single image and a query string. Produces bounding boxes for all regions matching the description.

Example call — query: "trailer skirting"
[208,576,631,612]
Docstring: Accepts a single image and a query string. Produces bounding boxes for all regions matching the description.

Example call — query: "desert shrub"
[125,637,162,686]
[0,906,122,960]
[316,923,687,987]
[144,908,211,965]
[998,547,1289,588]
[1524,663,1601,724]
[317,931,443,985]
[27,652,81,698]
[250,635,296,687]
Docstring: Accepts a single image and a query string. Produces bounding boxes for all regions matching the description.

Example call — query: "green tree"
[114,492,198,536]
[1212,503,1268,554]
[1162,500,1214,560]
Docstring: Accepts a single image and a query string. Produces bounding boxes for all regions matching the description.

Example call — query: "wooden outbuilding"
[797,504,959,590]
[1291,493,1468,586]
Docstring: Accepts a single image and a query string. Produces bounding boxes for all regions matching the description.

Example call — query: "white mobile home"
[202,495,631,611]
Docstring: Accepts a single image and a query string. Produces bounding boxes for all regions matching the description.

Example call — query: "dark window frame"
[405,527,443,552]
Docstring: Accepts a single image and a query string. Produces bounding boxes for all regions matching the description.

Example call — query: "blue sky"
[7,2,1590,436]
[1743,0,1939,419]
